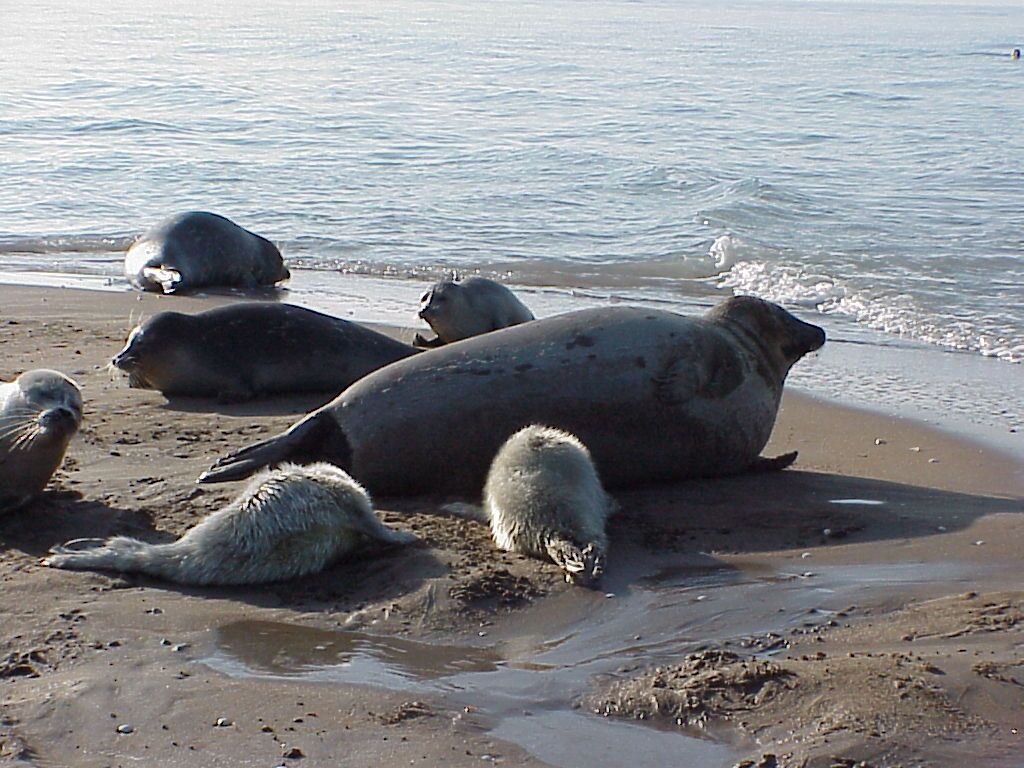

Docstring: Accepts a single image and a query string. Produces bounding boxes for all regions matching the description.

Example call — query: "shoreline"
[1,283,1021,767]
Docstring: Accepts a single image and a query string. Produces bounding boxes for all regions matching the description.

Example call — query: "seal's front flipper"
[142,266,182,294]
[199,410,352,484]
[749,451,798,473]
[413,333,444,348]
[545,536,604,588]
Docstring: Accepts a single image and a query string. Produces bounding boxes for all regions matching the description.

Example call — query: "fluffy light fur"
[484,425,613,587]
[44,462,414,585]
[414,276,534,347]
[0,370,82,514]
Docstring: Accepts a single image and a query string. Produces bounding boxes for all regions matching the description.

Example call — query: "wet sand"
[0,285,1021,768]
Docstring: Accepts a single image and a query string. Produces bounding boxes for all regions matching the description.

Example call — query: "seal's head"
[709,295,826,375]
[418,281,457,320]
[111,312,192,391]
[417,280,464,340]
[4,370,82,448]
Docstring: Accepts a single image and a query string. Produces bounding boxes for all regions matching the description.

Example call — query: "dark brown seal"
[200,296,825,495]
[112,302,419,402]
[125,211,289,293]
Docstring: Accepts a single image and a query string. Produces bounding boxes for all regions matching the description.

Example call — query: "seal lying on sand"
[44,463,415,585]
[112,303,419,402]
[125,211,289,293]
[485,425,613,587]
[0,370,82,513]
[414,276,534,347]
[201,296,825,496]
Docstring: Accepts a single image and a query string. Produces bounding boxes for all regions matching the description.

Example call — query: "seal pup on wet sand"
[200,296,825,497]
[0,370,82,514]
[44,463,415,585]
[413,276,534,347]
[112,302,419,402]
[125,211,289,294]
[484,425,613,587]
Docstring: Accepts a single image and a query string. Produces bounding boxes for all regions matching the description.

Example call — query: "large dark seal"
[0,370,82,513]
[125,211,289,293]
[112,302,419,402]
[200,296,826,496]
[414,276,534,348]
[44,463,415,585]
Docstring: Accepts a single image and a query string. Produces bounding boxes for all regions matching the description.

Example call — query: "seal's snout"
[111,347,139,370]
[38,406,78,433]
[782,316,826,363]
[799,320,827,354]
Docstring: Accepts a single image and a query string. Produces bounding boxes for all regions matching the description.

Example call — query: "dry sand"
[0,285,1021,768]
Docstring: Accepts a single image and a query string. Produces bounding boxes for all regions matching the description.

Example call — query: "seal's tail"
[199,410,352,484]
[43,537,176,578]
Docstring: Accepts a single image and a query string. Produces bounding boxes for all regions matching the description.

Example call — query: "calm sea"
[1,0,1021,437]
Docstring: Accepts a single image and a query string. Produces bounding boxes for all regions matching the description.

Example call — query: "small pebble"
[928,458,939,464]
[801,552,811,559]
[604,593,615,599]
[874,438,886,446]
[172,643,190,652]
[116,724,134,734]
[974,540,985,546]
[214,717,232,727]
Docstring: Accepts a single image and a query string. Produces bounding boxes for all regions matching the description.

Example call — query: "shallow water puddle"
[829,498,886,505]
[204,559,978,768]
[208,619,499,691]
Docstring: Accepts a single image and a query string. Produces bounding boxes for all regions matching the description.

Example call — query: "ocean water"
[1,0,1022,437]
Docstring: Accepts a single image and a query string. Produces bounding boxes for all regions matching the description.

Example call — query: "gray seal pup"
[44,462,415,585]
[0,370,83,513]
[201,296,825,496]
[413,276,534,347]
[112,302,419,402]
[125,211,289,293]
[485,425,613,587]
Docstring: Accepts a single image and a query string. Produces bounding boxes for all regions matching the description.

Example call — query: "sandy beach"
[1,285,1021,768]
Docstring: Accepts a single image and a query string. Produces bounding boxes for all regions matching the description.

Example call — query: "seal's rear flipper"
[749,451,798,473]
[199,410,351,484]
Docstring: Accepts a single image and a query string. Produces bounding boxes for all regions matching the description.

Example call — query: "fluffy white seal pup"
[483,425,614,587]
[414,276,534,347]
[0,370,82,514]
[43,462,415,585]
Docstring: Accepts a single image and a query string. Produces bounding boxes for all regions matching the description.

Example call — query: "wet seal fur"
[485,425,613,587]
[201,296,826,496]
[0,370,82,513]
[125,211,289,294]
[44,462,415,585]
[414,276,534,347]
[112,302,419,402]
